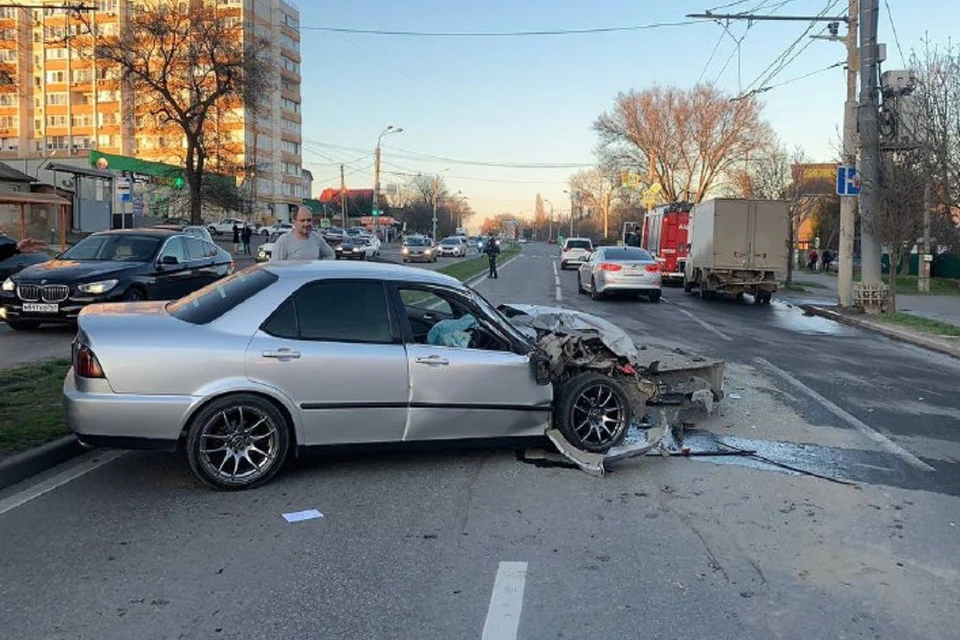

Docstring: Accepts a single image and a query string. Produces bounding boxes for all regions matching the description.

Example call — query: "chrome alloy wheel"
[570,382,628,449]
[197,405,281,486]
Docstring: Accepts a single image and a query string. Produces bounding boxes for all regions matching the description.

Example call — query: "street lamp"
[373,125,403,238]
[432,167,450,241]
[543,198,554,242]
[563,189,579,235]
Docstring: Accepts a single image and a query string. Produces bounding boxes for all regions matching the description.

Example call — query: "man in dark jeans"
[483,232,500,278]
[0,237,46,261]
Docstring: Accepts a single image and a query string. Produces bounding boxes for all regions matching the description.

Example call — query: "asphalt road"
[1,242,959,639]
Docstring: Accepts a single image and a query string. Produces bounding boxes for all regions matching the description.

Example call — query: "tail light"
[600,263,622,272]
[229,259,236,273]
[562,247,569,252]
[74,343,105,379]
[646,264,661,272]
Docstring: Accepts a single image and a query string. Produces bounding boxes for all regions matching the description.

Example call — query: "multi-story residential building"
[0,0,303,221]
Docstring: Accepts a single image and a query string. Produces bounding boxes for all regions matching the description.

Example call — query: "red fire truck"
[641,202,692,285]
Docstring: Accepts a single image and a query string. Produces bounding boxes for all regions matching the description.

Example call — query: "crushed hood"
[497,303,640,361]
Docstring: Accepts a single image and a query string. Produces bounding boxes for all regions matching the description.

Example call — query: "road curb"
[801,304,960,360]
[0,436,84,491]
[463,253,522,288]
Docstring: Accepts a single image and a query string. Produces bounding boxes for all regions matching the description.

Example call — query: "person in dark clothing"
[483,232,501,278]
[0,237,46,261]
[807,249,818,271]
[821,249,833,272]
[241,224,253,255]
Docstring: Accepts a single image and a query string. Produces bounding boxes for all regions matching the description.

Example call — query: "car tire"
[123,287,146,302]
[554,372,632,453]
[186,393,291,491]
[590,277,603,301]
[5,319,40,331]
[577,272,586,294]
[649,290,662,303]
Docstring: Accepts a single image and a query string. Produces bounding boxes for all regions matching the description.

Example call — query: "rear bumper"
[63,371,193,446]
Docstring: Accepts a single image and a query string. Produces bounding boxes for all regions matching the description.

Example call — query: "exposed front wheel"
[555,372,632,453]
[123,287,146,302]
[186,394,290,490]
[590,277,603,301]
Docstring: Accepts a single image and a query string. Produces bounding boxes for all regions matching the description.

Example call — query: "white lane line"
[555,286,562,302]
[674,307,733,341]
[552,261,558,277]
[755,357,934,471]
[481,561,528,640]
[0,450,127,517]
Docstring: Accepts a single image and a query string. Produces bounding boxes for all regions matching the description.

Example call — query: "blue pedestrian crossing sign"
[836,166,861,196]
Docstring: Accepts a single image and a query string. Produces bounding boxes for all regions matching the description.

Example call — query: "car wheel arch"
[177,385,302,456]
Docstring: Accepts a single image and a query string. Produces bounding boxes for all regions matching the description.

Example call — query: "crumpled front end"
[498,303,725,476]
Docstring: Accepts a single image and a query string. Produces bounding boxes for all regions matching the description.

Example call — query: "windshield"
[565,239,592,250]
[441,238,459,246]
[469,288,534,347]
[60,234,162,262]
[405,237,430,247]
[602,247,654,261]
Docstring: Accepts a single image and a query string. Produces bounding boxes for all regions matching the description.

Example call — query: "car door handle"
[415,355,449,366]
[422,313,436,322]
[262,349,301,359]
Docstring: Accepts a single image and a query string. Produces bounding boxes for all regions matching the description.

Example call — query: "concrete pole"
[919,182,931,292]
[857,0,883,286]
[373,144,381,236]
[838,0,859,307]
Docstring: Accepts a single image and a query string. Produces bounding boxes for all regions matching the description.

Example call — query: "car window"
[603,247,654,261]
[184,237,209,261]
[205,241,219,258]
[166,268,278,325]
[400,289,453,315]
[263,280,393,344]
[159,237,188,263]
[565,239,592,250]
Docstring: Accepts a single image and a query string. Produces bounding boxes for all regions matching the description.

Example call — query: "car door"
[245,279,409,446]
[391,283,551,442]
[152,236,194,299]
[579,249,598,289]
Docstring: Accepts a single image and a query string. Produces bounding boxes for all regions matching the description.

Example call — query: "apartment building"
[0,0,304,221]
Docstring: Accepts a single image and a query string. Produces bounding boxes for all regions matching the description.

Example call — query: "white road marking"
[0,450,127,517]
[755,357,934,471]
[481,561,528,640]
[552,261,558,277]
[555,286,562,302]
[674,306,733,341]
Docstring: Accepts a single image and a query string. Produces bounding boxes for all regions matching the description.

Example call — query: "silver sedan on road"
[65,262,715,490]
[577,246,663,302]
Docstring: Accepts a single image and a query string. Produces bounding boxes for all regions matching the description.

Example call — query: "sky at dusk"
[295,0,956,225]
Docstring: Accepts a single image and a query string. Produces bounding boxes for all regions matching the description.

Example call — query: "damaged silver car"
[63,262,724,490]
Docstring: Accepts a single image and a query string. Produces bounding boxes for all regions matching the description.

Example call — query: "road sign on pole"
[836,166,861,196]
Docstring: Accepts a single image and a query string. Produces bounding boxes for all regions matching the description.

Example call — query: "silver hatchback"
[577,246,662,302]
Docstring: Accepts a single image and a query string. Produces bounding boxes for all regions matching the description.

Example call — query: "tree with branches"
[594,84,775,204]
[568,168,619,241]
[77,2,273,224]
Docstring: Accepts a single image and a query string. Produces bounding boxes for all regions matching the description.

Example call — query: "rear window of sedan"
[166,268,278,325]
[602,247,654,261]
[565,239,592,250]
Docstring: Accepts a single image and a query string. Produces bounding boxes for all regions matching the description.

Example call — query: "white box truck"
[683,198,789,304]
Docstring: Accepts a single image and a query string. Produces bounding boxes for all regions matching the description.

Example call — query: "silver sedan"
[66,262,701,490]
[577,246,663,302]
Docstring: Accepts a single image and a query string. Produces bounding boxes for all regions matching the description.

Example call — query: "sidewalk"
[778,271,960,359]
[783,271,960,328]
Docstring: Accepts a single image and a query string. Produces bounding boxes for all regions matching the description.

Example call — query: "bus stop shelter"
[0,191,72,251]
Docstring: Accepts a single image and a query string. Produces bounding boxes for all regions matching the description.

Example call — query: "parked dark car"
[0,228,233,330]
[0,233,50,281]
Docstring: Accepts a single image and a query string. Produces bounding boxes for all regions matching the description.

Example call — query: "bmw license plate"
[22,302,58,313]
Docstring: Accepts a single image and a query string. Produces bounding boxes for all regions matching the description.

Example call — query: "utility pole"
[339,164,347,229]
[432,173,439,242]
[838,0,859,308]
[857,0,883,287]
[373,144,381,237]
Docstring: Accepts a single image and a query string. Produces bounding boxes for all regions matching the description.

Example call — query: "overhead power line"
[883,0,905,63]
[296,20,700,37]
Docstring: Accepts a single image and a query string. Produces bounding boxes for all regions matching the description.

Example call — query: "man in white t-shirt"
[271,206,335,261]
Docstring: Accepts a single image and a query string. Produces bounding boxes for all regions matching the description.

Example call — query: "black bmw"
[0,228,233,330]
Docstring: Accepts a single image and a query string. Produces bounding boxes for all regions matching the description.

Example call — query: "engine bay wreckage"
[497,304,726,477]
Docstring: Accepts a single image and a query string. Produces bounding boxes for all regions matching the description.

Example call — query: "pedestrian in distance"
[821,248,833,272]
[484,232,500,279]
[271,206,336,261]
[232,223,241,254]
[241,223,253,256]
[0,237,46,261]
[807,249,818,271]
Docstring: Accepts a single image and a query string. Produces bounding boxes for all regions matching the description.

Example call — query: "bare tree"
[568,168,619,240]
[870,151,928,312]
[594,84,775,204]
[731,143,823,285]
[78,2,273,224]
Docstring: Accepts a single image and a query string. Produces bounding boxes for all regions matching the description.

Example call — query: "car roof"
[260,260,465,289]
[92,228,180,237]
